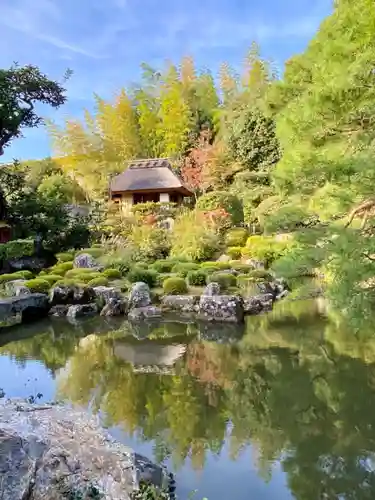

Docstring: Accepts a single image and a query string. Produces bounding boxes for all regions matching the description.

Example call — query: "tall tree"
[0,64,69,155]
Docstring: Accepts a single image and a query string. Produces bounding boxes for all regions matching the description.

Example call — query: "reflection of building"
[113,341,186,375]
[110,159,192,207]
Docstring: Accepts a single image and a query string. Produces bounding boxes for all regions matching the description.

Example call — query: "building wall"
[159,193,170,203]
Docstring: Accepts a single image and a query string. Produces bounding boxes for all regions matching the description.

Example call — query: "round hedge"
[65,268,99,278]
[200,262,230,271]
[13,270,34,280]
[25,279,50,293]
[41,274,62,286]
[127,268,158,288]
[226,247,243,260]
[230,263,253,274]
[0,272,28,284]
[163,277,188,295]
[248,269,273,281]
[187,270,207,287]
[88,277,109,287]
[103,268,122,280]
[209,272,237,290]
[152,260,175,273]
[50,261,74,275]
[171,262,200,277]
[196,191,244,224]
[225,228,248,247]
[56,252,75,263]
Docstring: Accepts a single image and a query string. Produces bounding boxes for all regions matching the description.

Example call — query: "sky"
[1,0,333,162]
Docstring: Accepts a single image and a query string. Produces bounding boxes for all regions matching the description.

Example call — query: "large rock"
[49,304,69,317]
[243,294,274,314]
[4,280,28,296]
[128,306,162,322]
[49,285,95,306]
[73,253,103,270]
[93,286,123,305]
[161,295,200,314]
[0,399,170,500]
[0,294,50,328]
[100,298,127,317]
[202,282,221,296]
[198,295,244,323]
[67,303,98,320]
[7,256,51,273]
[128,282,151,309]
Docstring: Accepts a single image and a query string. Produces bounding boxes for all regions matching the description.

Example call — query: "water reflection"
[1,302,375,498]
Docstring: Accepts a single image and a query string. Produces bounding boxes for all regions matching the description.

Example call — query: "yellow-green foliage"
[230,263,253,274]
[127,268,158,288]
[171,262,200,277]
[151,260,175,273]
[225,228,248,247]
[88,277,109,287]
[76,248,104,258]
[50,261,74,275]
[243,235,293,264]
[25,279,50,293]
[56,252,75,262]
[127,225,171,261]
[102,268,122,280]
[41,274,62,286]
[170,211,220,262]
[13,270,33,280]
[187,270,207,287]
[200,262,230,271]
[67,271,103,283]
[65,268,98,278]
[0,273,27,284]
[162,277,188,295]
[226,247,242,259]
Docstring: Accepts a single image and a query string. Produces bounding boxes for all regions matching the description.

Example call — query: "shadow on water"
[2,299,375,499]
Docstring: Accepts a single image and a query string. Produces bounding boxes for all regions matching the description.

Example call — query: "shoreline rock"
[0,398,171,500]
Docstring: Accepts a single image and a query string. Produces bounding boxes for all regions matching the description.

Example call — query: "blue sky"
[1,0,333,162]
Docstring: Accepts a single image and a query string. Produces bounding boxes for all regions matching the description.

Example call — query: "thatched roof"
[110,158,192,195]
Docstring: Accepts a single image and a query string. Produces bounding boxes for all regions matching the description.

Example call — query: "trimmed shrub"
[200,261,230,271]
[56,252,75,262]
[248,269,273,281]
[163,277,188,295]
[54,278,81,287]
[209,272,237,290]
[103,268,122,280]
[230,263,253,274]
[127,268,158,288]
[225,228,248,247]
[25,279,50,293]
[152,260,175,273]
[88,277,109,287]
[73,272,103,284]
[0,239,34,260]
[14,270,33,280]
[76,248,104,258]
[0,272,26,284]
[65,268,98,278]
[187,270,207,287]
[41,274,62,286]
[226,247,243,260]
[196,191,244,224]
[171,262,200,277]
[50,261,74,275]
[155,272,179,287]
[101,257,131,275]
[243,235,293,265]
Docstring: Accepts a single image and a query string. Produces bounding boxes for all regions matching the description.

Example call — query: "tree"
[0,64,70,155]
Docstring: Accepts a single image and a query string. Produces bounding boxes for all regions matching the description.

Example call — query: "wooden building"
[109,158,193,206]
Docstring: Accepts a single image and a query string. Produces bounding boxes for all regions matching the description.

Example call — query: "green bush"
[155,272,179,287]
[0,239,34,260]
[243,235,293,266]
[56,252,75,262]
[65,268,98,278]
[171,262,200,277]
[88,277,109,287]
[72,272,103,284]
[225,228,248,247]
[230,263,253,274]
[50,261,74,275]
[103,268,122,280]
[196,191,244,224]
[0,272,27,283]
[209,272,237,290]
[200,261,230,271]
[14,270,33,280]
[40,274,62,286]
[127,226,171,261]
[187,270,207,287]
[152,260,175,273]
[248,269,273,281]
[163,277,188,295]
[25,279,50,293]
[101,257,131,275]
[127,268,158,288]
[226,246,243,259]
[54,278,80,287]
[77,248,104,258]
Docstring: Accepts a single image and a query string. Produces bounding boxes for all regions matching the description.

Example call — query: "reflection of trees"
[3,302,375,497]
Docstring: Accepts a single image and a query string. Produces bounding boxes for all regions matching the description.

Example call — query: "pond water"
[1,299,375,499]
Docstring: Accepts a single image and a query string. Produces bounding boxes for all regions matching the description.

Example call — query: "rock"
[49,285,95,306]
[0,399,170,500]
[198,295,244,323]
[245,258,265,269]
[73,253,103,270]
[217,254,231,263]
[161,295,200,314]
[128,282,151,308]
[257,281,277,298]
[202,282,221,296]
[15,286,31,297]
[243,293,274,314]
[93,286,123,305]
[100,298,127,317]
[49,304,69,317]
[8,256,51,273]
[128,306,162,321]
[4,279,26,296]
[0,294,50,328]
[66,303,98,320]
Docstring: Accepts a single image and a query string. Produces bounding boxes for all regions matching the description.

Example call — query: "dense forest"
[1,0,375,327]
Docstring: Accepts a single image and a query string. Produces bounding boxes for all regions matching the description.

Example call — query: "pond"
[1,299,375,499]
